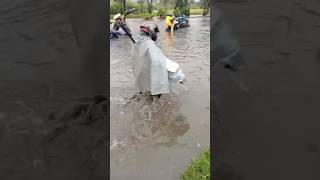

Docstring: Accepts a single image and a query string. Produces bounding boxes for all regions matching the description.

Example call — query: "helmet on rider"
[113,13,122,20]
[140,22,159,41]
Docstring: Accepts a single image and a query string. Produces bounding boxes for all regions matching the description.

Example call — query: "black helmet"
[140,23,159,41]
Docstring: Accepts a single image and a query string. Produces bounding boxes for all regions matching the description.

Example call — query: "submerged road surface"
[110,17,210,180]
[213,1,320,180]
[0,0,107,179]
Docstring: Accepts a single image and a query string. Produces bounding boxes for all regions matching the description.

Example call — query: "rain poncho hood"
[132,36,185,95]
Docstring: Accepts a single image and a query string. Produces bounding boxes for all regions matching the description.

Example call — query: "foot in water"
[123,92,162,107]
[152,94,162,101]
[110,33,119,39]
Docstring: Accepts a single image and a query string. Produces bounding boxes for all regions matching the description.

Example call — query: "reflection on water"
[110,16,210,180]
[165,32,174,47]
[111,93,189,151]
[0,0,107,179]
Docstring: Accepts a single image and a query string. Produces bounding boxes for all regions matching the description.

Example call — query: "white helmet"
[113,13,121,20]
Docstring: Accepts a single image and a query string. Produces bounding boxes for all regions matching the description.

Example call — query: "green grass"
[110,13,156,20]
[126,13,156,20]
[110,8,207,21]
[181,148,210,180]
[190,8,205,15]
[165,8,205,16]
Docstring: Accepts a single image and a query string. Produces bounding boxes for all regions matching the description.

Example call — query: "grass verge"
[165,8,204,16]
[126,13,156,20]
[110,8,208,20]
[190,8,205,15]
[181,148,210,180]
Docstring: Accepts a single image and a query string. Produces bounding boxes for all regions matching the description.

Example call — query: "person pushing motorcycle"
[165,15,176,32]
[166,14,189,32]
[110,9,135,38]
[111,13,132,36]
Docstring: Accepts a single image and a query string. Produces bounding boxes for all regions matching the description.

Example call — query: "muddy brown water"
[110,17,210,180]
[0,0,107,179]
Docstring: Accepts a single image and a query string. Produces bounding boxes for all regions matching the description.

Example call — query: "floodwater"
[110,16,210,180]
[0,0,107,179]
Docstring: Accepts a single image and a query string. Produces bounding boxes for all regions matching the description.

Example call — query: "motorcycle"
[110,25,131,39]
[166,15,190,32]
[176,15,190,28]
[110,8,135,39]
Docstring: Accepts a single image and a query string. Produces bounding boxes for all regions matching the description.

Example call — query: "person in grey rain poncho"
[131,22,186,98]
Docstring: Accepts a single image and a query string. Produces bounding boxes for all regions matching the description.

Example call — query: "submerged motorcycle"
[110,8,135,39]
[176,15,190,28]
[165,15,190,32]
[110,24,131,39]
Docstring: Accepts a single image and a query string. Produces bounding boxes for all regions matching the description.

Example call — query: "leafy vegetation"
[174,0,190,16]
[181,149,210,180]
[127,13,156,20]
[157,7,167,18]
[110,0,210,19]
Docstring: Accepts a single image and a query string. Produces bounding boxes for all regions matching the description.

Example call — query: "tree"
[202,0,210,16]
[161,0,168,11]
[199,0,205,8]
[117,0,126,12]
[147,0,153,14]
[112,0,126,13]
[174,0,190,16]
[137,0,144,13]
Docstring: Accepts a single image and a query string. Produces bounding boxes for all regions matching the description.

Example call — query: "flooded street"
[0,0,107,179]
[110,17,210,180]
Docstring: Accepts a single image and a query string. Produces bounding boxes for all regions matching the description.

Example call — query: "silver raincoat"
[132,36,185,95]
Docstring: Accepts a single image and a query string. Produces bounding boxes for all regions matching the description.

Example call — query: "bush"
[153,4,161,10]
[137,4,148,13]
[125,1,140,12]
[173,7,190,17]
[110,2,123,15]
[173,8,180,16]
[110,1,140,15]
[157,7,167,18]
[181,7,190,16]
